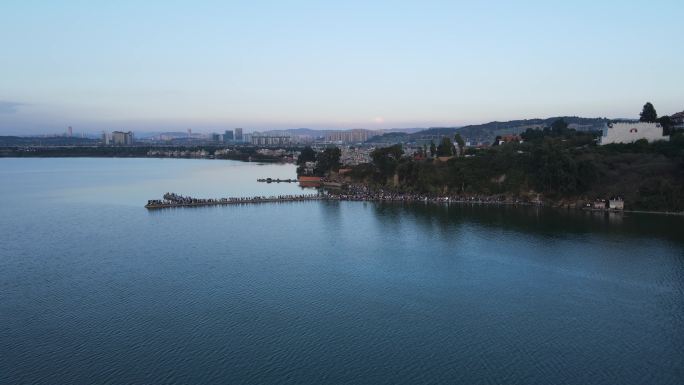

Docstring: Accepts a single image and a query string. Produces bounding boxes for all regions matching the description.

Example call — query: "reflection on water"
[364,201,683,244]
[0,157,309,206]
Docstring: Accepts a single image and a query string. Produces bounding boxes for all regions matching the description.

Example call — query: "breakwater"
[256,178,298,183]
[145,190,539,209]
[145,193,325,209]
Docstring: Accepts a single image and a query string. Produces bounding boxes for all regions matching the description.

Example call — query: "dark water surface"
[1,158,683,384]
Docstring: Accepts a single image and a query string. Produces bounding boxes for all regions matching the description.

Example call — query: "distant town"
[0,107,684,152]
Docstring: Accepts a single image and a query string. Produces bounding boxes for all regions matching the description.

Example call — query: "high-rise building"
[324,129,381,143]
[67,126,73,137]
[250,135,292,146]
[234,128,243,142]
[223,130,234,142]
[211,133,221,142]
[111,131,134,145]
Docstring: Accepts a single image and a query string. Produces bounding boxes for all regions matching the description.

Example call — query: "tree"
[640,102,658,123]
[521,128,544,141]
[429,141,436,157]
[551,118,569,135]
[454,133,465,155]
[296,146,317,175]
[436,137,454,157]
[371,144,404,177]
[314,147,341,176]
[657,115,673,136]
[297,146,316,165]
[531,139,579,194]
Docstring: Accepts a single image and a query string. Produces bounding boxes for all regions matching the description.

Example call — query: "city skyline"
[1,0,683,135]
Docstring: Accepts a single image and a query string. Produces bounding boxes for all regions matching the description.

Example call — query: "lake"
[1,158,682,384]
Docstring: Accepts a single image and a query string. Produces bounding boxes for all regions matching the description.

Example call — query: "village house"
[497,135,523,145]
[609,198,624,210]
[671,111,684,128]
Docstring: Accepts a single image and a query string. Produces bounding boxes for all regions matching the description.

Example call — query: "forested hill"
[370,117,610,144]
[349,129,684,212]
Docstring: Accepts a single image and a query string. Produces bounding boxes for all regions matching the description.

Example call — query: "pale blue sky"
[1,0,682,134]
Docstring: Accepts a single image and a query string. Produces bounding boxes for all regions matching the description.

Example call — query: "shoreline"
[146,191,684,216]
[0,154,292,165]
[2,156,679,216]
[579,207,684,216]
[0,152,291,163]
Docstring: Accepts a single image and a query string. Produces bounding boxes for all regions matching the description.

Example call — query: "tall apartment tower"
[234,128,243,142]
[67,126,73,137]
[224,130,234,142]
[112,131,134,145]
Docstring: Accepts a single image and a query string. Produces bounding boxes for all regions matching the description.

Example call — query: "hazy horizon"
[0,115,630,137]
[1,0,683,135]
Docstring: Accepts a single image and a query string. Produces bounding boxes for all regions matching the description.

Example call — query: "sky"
[1,0,683,135]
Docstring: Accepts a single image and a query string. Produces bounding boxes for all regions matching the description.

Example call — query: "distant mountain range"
[6,114,673,147]
[135,127,425,139]
[259,127,425,138]
[175,112,682,144]
[72,120,617,142]
[369,117,612,144]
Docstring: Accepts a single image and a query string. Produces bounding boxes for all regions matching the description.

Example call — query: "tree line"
[297,146,341,176]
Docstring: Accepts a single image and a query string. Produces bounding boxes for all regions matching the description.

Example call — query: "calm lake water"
[1,158,683,385]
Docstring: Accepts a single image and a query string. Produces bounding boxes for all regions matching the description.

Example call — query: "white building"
[600,122,668,145]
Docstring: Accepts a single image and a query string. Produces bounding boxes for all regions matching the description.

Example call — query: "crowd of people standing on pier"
[327,184,527,205]
[146,192,324,207]
[146,185,533,209]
